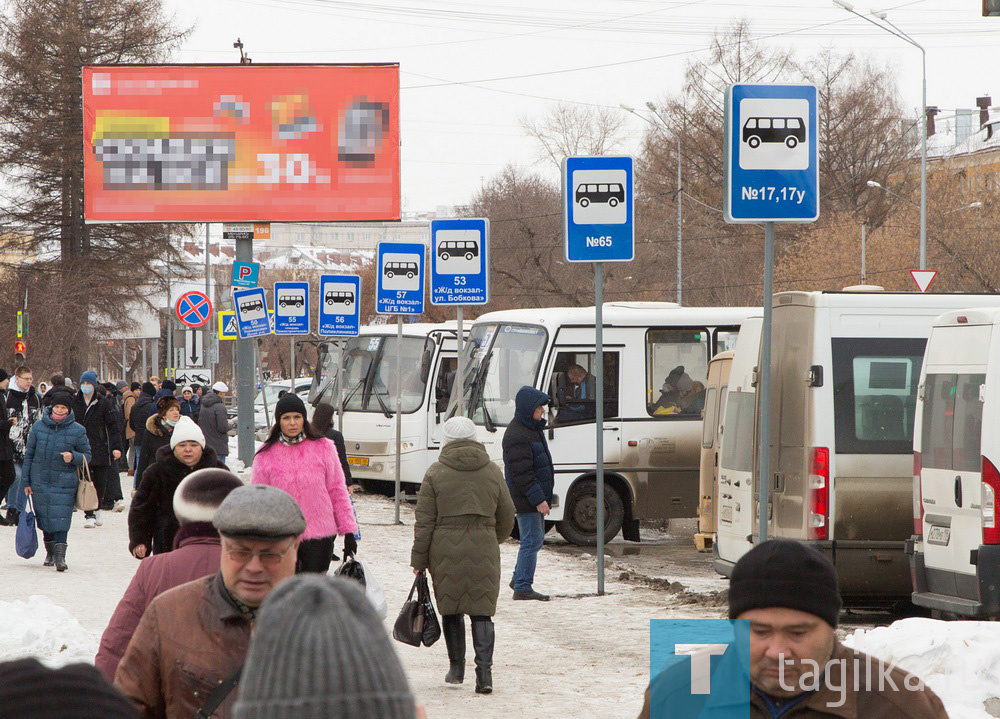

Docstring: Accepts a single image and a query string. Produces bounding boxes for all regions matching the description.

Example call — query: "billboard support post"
[236,236,255,467]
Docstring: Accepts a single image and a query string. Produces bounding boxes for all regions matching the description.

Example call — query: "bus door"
[428,351,458,448]
[546,348,622,465]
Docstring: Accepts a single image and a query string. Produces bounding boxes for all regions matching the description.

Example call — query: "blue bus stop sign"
[563,155,634,263]
[318,274,361,336]
[232,287,270,339]
[273,281,310,335]
[430,218,489,305]
[376,242,425,315]
[724,83,819,223]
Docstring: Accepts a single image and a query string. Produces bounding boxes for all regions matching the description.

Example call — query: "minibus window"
[954,374,986,472]
[371,336,432,413]
[720,391,754,472]
[831,337,925,454]
[469,325,547,427]
[702,387,719,448]
[646,329,710,418]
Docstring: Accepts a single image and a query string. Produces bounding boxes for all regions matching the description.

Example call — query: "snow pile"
[844,618,1000,719]
[0,595,98,667]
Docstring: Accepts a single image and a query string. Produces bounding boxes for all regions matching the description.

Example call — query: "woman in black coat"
[72,372,123,525]
[133,396,180,487]
[128,416,227,557]
[311,402,356,560]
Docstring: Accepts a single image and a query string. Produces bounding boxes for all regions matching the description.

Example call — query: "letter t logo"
[675,644,729,694]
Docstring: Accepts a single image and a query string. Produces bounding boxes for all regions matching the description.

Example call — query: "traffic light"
[14,340,25,354]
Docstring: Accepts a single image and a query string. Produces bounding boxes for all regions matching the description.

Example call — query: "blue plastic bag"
[15,495,37,559]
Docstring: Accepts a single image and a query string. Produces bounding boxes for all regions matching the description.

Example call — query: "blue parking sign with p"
[319,274,361,336]
[563,155,634,263]
[725,83,819,223]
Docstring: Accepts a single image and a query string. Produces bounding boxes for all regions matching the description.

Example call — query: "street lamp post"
[620,103,683,304]
[834,0,926,269]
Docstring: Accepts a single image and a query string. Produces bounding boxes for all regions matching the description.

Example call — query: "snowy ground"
[3,471,999,718]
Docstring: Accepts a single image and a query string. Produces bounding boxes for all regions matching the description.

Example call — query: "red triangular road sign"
[910,270,938,293]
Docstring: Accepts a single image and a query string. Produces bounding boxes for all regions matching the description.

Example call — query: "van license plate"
[720,506,733,524]
[347,456,369,467]
[926,525,951,546]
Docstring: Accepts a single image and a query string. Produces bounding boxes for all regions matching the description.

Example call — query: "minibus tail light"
[808,447,829,541]
[983,457,1000,545]
[913,452,924,536]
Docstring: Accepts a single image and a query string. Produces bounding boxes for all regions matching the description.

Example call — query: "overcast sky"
[165,0,1000,213]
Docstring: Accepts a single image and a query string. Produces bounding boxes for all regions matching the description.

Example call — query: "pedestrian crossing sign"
[218,311,238,340]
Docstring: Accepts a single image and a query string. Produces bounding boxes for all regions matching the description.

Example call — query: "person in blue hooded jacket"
[22,387,91,571]
[501,386,554,601]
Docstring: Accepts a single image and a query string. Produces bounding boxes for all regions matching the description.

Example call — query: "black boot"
[471,618,495,695]
[43,542,55,567]
[4,508,18,526]
[53,543,67,572]
[442,614,466,684]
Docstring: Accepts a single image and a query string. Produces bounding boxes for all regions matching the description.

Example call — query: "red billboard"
[83,64,399,223]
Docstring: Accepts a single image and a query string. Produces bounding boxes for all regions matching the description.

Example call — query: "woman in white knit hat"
[127,416,228,557]
[410,416,516,695]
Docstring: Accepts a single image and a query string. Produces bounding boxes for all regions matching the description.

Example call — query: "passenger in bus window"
[651,366,694,415]
[678,381,707,416]
[555,364,596,425]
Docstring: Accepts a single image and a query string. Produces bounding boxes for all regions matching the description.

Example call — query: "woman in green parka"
[410,416,515,696]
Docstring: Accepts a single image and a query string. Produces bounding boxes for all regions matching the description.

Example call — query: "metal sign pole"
[236,237,255,467]
[394,316,403,524]
[456,306,464,415]
[290,337,296,382]
[595,262,605,596]
[757,221,775,542]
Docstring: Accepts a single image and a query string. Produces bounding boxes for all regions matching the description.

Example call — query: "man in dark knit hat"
[0,657,138,718]
[115,484,306,719]
[96,468,245,681]
[640,539,950,719]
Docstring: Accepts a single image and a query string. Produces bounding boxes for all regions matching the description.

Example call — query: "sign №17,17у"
[724,83,819,223]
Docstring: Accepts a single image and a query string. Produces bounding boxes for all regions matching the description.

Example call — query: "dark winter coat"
[21,408,91,534]
[7,384,42,463]
[115,573,250,719]
[197,392,229,458]
[179,396,199,421]
[411,438,515,616]
[639,641,949,719]
[130,391,154,446]
[324,427,353,486]
[72,391,123,468]
[96,523,222,682]
[502,387,554,514]
[0,388,12,462]
[129,444,226,555]
[134,414,173,485]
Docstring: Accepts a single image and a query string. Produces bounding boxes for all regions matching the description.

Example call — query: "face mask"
[81,384,94,395]
[164,417,178,427]
[52,406,68,420]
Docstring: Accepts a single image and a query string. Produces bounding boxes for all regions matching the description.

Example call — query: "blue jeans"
[513,511,545,593]
[5,462,24,512]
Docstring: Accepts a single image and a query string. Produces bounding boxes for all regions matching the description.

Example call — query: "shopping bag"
[15,495,38,559]
[392,573,426,647]
[335,556,387,619]
[75,457,98,512]
[418,571,441,647]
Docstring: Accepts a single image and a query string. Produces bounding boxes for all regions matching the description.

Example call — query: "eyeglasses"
[223,539,296,567]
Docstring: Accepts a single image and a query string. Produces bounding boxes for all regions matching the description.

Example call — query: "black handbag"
[335,555,367,587]
[392,573,425,647]
[418,572,441,647]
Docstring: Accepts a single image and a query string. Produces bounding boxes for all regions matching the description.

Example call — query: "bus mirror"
[419,349,433,384]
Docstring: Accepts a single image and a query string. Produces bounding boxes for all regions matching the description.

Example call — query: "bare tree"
[519,103,630,171]
[0,0,190,376]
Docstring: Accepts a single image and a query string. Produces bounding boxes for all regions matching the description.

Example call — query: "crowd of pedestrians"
[1,374,566,717]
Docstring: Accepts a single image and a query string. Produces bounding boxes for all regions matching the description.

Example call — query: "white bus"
[451,303,758,545]
[309,323,465,492]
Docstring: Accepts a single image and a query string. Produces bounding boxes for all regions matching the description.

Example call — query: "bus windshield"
[458,324,548,427]
[341,335,432,414]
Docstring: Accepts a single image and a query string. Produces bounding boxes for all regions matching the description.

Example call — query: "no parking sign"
[175,291,213,328]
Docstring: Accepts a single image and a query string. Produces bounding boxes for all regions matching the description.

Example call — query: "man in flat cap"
[115,485,306,719]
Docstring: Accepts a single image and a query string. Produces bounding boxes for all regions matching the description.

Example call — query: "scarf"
[279,432,305,446]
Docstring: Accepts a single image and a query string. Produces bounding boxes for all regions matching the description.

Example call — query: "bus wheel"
[465,252,474,261]
[386,271,395,279]
[557,478,624,546]
[441,252,450,261]
[785,136,798,149]
[579,197,590,207]
[608,197,618,207]
[747,136,760,149]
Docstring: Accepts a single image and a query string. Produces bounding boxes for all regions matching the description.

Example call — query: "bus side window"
[549,351,619,426]
[645,329,710,418]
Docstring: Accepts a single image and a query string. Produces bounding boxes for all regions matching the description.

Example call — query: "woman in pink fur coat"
[251,394,357,573]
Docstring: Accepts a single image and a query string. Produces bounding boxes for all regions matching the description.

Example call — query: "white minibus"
[309,323,464,492]
[451,303,756,545]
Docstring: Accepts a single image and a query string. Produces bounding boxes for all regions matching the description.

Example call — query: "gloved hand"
[343,533,358,557]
